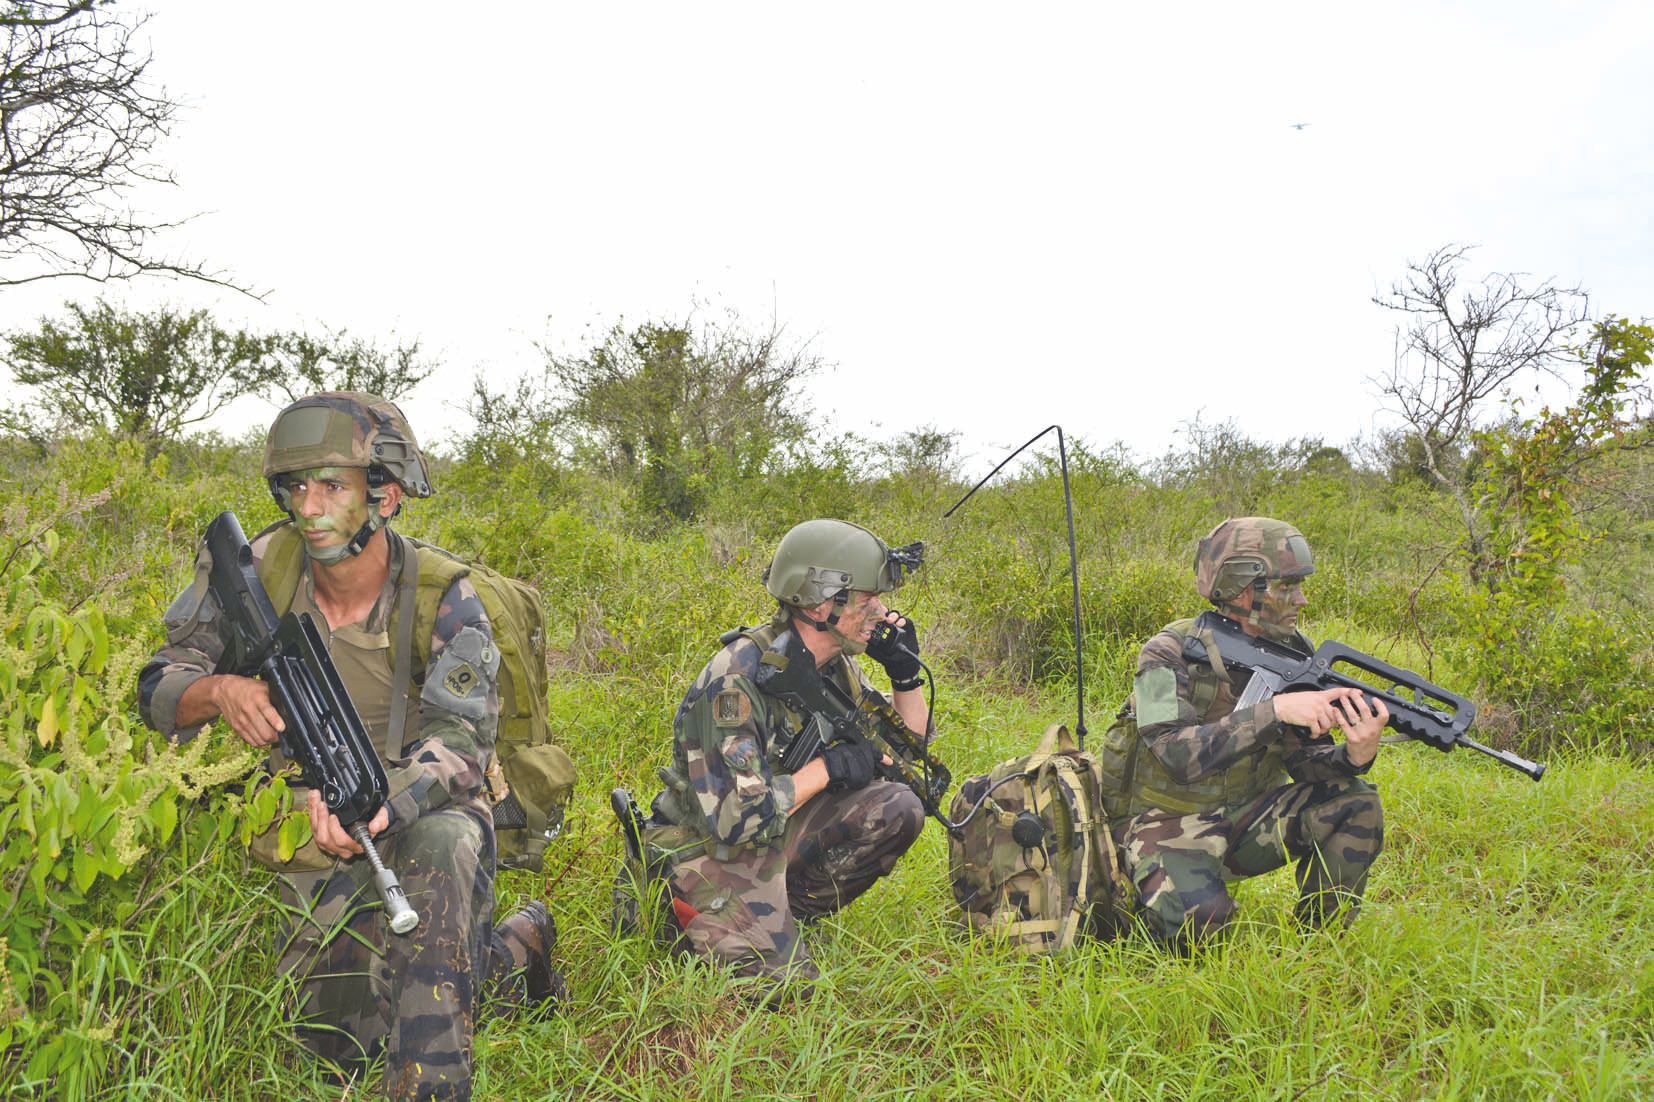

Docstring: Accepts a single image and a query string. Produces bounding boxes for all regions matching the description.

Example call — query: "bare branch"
[0,2,247,290]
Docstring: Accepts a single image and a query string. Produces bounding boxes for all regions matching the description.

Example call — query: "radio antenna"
[944,425,1087,748]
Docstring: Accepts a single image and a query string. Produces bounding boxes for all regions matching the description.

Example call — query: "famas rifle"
[205,511,421,932]
[1182,610,1545,780]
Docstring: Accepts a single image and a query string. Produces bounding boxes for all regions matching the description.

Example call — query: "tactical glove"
[822,739,880,793]
[867,613,922,688]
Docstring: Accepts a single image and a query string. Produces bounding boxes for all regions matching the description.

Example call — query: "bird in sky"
[1290,122,1311,130]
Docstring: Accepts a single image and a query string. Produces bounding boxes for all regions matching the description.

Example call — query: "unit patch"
[443,662,480,699]
[713,689,752,728]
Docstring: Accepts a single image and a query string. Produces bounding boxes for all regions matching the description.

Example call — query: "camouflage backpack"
[256,522,576,871]
[946,724,1132,953]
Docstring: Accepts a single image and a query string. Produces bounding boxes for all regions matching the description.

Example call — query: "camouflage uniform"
[1100,519,1384,950]
[140,527,538,1101]
[639,612,925,992]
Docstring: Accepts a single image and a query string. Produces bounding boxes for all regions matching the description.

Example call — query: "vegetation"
[0,345,1649,1097]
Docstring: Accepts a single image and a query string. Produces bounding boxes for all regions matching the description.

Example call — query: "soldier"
[1099,516,1389,951]
[139,393,561,1101]
[620,519,930,997]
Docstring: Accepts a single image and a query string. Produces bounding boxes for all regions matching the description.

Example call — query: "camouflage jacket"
[1102,616,1369,819]
[138,527,500,833]
[651,612,878,852]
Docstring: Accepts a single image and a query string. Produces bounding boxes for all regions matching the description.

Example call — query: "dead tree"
[0,2,234,287]
[1372,244,1589,581]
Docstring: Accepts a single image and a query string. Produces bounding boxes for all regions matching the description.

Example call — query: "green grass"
[55,686,1648,1101]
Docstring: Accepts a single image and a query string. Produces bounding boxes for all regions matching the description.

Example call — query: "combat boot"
[484,900,568,1016]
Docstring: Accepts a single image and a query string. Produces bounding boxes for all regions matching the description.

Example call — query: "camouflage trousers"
[1119,777,1383,950]
[277,806,538,1101]
[643,781,924,993]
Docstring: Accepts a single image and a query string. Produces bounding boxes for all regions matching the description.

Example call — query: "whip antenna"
[944,425,1087,747]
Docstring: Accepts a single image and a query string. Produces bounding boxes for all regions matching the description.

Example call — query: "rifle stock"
[204,511,421,932]
[1186,612,1545,781]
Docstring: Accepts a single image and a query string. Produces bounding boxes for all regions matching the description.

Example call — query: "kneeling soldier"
[139,392,561,1100]
[1100,516,1389,950]
[621,519,930,996]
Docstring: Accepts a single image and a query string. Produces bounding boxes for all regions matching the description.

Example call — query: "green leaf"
[37,694,58,747]
[87,608,109,674]
[148,795,178,844]
[277,811,308,862]
[72,846,97,894]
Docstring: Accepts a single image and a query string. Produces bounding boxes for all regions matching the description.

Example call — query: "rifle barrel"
[1457,735,1546,781]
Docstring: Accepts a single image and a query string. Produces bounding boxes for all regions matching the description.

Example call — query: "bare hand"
[305,788,390,859]
[211,675,285,748]
[1273,687,1373,737]
[1334,692,1390,767]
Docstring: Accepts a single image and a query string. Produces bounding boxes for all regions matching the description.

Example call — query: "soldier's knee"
[882,785,925,854]
[1182,890,1238,939]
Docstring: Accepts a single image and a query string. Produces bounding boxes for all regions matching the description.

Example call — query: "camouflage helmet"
[763,519,921,608]
[262,391,433,498]
[1194,516,1314,604]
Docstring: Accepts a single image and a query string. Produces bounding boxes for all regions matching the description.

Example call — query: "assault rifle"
[205,511,421,932]
[754,627,958,835]
[1182,611,1545,780]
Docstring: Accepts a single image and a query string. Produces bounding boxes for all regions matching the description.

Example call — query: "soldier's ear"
[377,481,403,519]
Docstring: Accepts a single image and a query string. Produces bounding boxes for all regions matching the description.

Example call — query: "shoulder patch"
[712,689,752,728]
[443,661,481,699]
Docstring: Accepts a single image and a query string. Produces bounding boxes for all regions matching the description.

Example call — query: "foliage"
[3,300,271,449]
[0,498,267,1092]
[1472,316,1653,600]
[1372,244,1591,587]
[539,314,821,520]
[261,328,433,404]
[2,299,434,452]
[1,382,1651,1094]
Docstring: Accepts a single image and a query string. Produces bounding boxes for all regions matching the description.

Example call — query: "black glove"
[821,739,880,793]
[866,612,922,687]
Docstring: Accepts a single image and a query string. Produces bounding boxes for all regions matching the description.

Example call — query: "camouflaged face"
[1194,516,1315,602]
[263,391,433,498]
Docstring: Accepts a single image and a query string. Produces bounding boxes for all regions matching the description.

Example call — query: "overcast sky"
[3,1,1651,467]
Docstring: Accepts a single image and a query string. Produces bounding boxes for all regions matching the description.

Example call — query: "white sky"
[3,1,1651,466]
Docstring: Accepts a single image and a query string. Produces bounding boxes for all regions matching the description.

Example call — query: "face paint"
[827,590,884,656]
[1254,577,1308,642]
[280,466,376,564]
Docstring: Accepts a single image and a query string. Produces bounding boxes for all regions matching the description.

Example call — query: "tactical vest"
[1098,617,1292,822]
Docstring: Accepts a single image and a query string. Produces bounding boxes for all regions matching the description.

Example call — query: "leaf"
[148,795,178,844]
[277,811,308,863]
[37,694,58,747]
[72,846,97,894]
[87,608,109,673]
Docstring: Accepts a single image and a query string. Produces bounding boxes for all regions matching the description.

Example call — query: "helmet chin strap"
[801,591,869,655]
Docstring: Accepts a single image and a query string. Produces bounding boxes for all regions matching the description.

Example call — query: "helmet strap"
[1246,577,1266,632]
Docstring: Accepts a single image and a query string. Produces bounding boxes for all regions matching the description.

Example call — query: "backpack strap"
[252,519,305,616]
[385,532,420,758]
